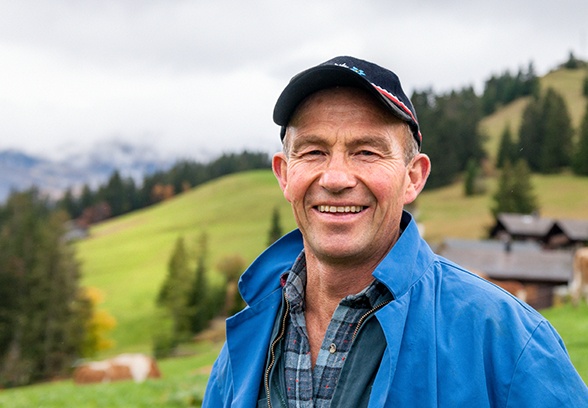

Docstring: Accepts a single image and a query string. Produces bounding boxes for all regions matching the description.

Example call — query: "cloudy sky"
[0,0,586,160]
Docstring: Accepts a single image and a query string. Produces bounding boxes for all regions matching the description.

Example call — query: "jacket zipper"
[265,295,290,408]
[352,300,392,341]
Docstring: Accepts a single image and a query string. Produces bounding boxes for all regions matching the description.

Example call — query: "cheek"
[367,172,409,205]
[282,166,311,203]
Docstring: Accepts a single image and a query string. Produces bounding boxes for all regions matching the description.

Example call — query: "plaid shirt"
[281,251,391,408]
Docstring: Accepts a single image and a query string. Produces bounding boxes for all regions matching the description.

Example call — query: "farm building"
[437,238,574,309]
[489,213,588,248]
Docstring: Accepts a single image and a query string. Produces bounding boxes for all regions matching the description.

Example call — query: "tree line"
[0,190,112,387]
[58,150,271,226]
[411,60,540,189]
[415,53,588,193]
[57,54,587,225]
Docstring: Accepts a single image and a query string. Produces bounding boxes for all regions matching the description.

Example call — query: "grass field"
[0,342,223,407]
[76,169,297,353]
[71,167,588,363]
[2,174,587,407]
[2,67,587,406]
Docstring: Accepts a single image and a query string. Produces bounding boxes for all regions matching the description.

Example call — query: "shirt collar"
[281,250,391,312]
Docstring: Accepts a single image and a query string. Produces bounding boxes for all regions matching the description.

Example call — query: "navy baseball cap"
[273,56,422,149]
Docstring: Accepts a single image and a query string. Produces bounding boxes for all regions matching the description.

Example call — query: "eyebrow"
[290,135,328,153]
[346,135,393,154]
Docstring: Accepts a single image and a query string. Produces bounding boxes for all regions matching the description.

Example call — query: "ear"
[272,152,290,199]
[404,153,431,205]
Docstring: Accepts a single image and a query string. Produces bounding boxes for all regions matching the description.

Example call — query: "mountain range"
[0,140,173,202]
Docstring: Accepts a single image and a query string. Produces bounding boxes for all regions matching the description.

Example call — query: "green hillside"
[480,67,588,159]
[77,167,588,355]
[77,169,297,354]
[77,66,588,356]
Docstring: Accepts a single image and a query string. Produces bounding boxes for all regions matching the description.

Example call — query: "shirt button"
[329,343,337,354]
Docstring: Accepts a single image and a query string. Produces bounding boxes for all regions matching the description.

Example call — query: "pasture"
[1,168,587,406]
[0,342,222,407]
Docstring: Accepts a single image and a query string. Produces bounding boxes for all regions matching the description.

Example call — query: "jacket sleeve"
[506,321,588,407]
[202,343,233,408]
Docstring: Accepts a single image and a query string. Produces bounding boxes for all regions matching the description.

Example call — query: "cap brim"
[273,65,413,128]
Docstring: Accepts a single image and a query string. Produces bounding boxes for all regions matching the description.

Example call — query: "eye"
[303,149,326,157]
[354,149,381,159]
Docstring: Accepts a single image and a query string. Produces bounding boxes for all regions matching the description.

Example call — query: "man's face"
[273,87,429,267]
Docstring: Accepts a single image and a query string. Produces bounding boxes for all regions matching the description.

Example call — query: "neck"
[303,249,381,318]
[303,251,380,367]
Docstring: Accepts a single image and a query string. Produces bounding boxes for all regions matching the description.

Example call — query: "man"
[203,56,587,407]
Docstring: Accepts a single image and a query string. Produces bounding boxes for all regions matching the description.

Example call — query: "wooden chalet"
[437,238,574,309]
[490,213,588,248]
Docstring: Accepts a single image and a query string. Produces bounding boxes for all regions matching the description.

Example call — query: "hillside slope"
[77,169,297,353]
[480,68,588,159]
[77,168,588,354]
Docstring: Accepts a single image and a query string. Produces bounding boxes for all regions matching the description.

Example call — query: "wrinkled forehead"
[288,87,408,138]
[289,86,404,128]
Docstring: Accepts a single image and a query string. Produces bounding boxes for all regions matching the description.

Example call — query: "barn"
[437,238,574,309]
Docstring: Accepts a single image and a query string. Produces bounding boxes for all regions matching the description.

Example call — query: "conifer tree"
[573,101,588,175]
[519,88,573,173]
[157,236,192,342]
[187,232,211,334]
[540,88,574,173]
[217,254,246,315]
[0,190,88,386]
[492,159,538,216]
[464,159,482,197]
[518,96,543,171]
[267,206,283,246]
[496,124,517,168]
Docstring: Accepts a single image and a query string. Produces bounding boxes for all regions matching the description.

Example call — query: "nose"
[318,155,357,193]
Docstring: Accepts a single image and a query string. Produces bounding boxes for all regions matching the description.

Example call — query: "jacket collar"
[238,228,304,306]
[372,211,434,300]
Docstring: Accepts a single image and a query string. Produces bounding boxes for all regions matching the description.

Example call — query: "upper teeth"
[318,205,364,213]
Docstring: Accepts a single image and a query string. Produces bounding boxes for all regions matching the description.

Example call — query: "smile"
[318,205,365,213]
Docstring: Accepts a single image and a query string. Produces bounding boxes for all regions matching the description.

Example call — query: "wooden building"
[437,238,574,309]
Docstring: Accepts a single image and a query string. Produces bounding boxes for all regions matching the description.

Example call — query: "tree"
[572,101,588,175]
[518,88,573,173]
[0,190,88,387]
[79,287,116,357]
[563,51,582,69]
[518,95,543,171]
[464,159,485,197]
[412,87,485,189]
[187,233,212,334]
[267,206,283,246]
[583,75,588,97]
[157,236,192,342]
[540,88,574,173]
[492,159,539,216]
[496,124,518,168]
[217,254,247,315]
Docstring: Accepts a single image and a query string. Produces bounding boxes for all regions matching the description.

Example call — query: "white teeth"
[318,205,364,213]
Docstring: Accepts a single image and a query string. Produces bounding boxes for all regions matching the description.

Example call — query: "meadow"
[1,67,587,406]
[1,168,587,407]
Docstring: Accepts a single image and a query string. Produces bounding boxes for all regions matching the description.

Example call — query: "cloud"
[0,0,586,159]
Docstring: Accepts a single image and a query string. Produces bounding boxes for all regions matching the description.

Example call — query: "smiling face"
[273,87,430,268]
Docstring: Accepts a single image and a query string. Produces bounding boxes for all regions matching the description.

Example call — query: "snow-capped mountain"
[0,141,173,202]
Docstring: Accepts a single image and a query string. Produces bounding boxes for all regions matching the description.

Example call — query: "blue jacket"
[203,213,588,407]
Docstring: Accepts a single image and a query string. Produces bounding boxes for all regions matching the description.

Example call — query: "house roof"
[556,219,588,241]
[438,238,573,284]
[495,213,554,237]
